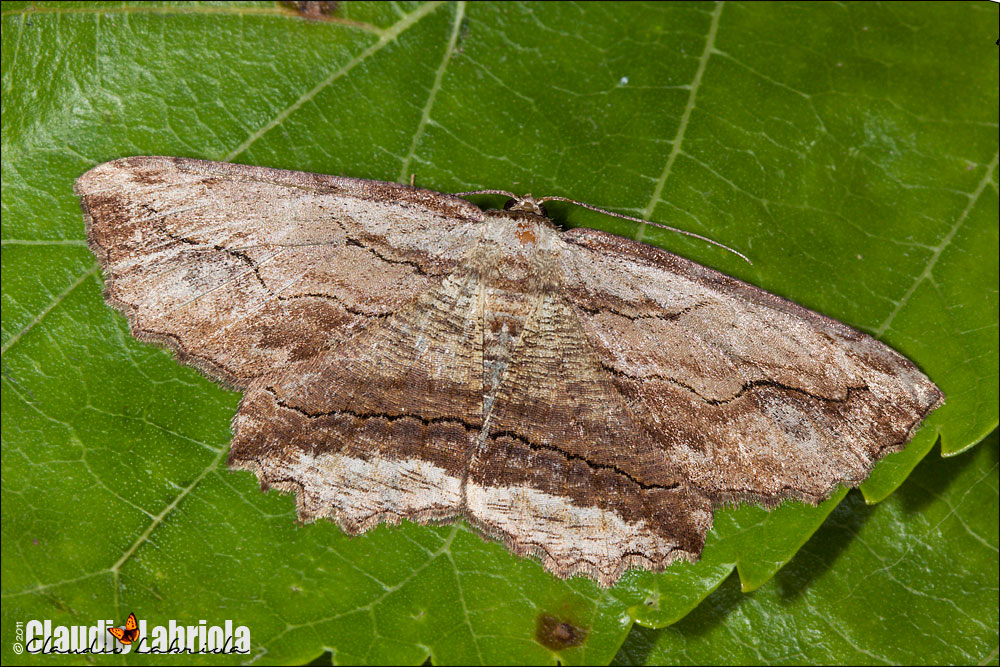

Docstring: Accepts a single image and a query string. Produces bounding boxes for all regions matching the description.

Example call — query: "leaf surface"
[613,430,999,666]
[1,2,996,664]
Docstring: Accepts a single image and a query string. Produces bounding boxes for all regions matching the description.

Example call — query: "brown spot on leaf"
[280,1,338,20]
[535,614,587,650]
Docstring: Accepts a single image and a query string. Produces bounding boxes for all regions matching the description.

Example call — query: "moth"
[77,157,943,586]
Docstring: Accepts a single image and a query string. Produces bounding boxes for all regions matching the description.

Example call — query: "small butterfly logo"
[108,612,139,645]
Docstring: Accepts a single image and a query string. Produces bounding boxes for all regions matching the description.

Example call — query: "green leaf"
[613,429,999,665]
[2,2,996,664]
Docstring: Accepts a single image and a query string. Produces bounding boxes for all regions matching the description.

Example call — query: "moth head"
[503,194,548,217]
[451,189,551,217]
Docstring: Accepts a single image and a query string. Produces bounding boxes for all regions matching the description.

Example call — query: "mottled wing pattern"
[456,214,714,585]
[78,157,486,387]
[559,228,944,506]
[79,157,945,587]
[465,289,713,585]
[229,264,485,532]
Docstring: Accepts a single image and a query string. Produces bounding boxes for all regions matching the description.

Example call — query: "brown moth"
[77,156,943,587]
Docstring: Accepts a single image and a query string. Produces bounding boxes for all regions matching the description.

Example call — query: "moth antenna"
[536,196,752,265]
[452,189,519,198]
